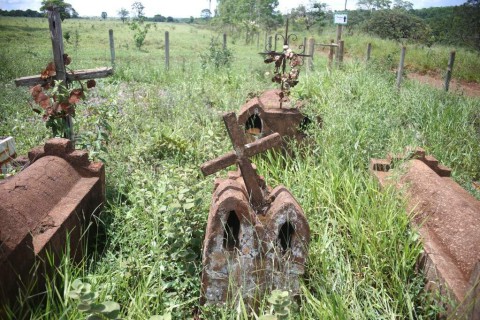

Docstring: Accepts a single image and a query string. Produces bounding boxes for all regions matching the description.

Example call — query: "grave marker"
[14,7,113,141]
[200,112,310,305]
[371,148,480,318]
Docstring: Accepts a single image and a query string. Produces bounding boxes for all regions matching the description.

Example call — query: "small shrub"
[201,38,233,69]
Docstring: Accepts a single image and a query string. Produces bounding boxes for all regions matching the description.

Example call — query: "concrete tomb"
[238,89,315,144]
[0,138,104,305]
[371,147,480,319]
[200,112,310,305]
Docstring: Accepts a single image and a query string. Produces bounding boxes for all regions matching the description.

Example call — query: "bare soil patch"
[407,72,480,98]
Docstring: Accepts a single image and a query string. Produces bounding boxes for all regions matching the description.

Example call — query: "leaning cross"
[200,112,282,210]
[14,7,113,141]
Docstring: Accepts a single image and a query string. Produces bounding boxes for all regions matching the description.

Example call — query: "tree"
[392,0,413,10]
[118,8,129,23]
[291,1,327,31]
[131,1,145,20]
[40,0,76,21]
[153,14,166,22]
[357,0,391,10]
[201,9,212,19]
[166,16,174,22]
[101,11,107,20]
[216,0,282,42]
[363,9,431,42]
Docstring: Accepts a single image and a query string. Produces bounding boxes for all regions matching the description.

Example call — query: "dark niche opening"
[223,211,240,251]
[245,114,262,136]
[298,116,312,133]
[279,222,295,252]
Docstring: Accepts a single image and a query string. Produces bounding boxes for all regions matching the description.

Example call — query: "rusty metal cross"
[200,112,281,209]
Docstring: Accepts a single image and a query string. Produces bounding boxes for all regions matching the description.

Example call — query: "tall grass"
[0,17,479,319]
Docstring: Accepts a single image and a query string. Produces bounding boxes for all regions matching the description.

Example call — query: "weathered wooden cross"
[14,7,113,141]
[200,112,282,210]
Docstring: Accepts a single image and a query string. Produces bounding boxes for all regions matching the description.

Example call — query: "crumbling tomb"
[0,138,104,304]
[239,89,313,143]
[371,148,480,318]
[200,112,310,304]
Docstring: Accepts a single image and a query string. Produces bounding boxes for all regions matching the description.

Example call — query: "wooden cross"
[14,7,113,141]
[200,112,282,209]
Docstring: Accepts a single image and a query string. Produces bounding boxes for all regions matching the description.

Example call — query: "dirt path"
[314,48,480,98]
[407,72,480,98]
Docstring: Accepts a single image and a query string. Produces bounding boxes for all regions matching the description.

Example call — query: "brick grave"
[370,148,480,319]
[238,89,320,144]
[200,112,310,305]
[0,138,105,306]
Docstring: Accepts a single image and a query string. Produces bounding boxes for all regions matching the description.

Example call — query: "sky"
[0,0,468,18]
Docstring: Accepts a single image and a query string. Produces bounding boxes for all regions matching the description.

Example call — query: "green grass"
[1,17,479,319]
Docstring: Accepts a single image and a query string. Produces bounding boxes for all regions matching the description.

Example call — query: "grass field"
[1,17,480,319]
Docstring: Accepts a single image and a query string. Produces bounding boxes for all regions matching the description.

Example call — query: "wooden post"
[109,29,115,68]
[444,51,456,92]
[328,39,334,69]
[165,31,169,70]
[274,34,278,51]
[396,46,406,90]
[264,31,267,49]
[335,24,342,61]
[307,38,315,71]
[338,40,344,66]
[48,8,73,140]
[268,36,272,51]
[223,33,227,50]
[257,32,260,49]
[336,25,342,43]
[366,43,371,62]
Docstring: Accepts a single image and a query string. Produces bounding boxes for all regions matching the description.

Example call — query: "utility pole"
[345,0,347,10]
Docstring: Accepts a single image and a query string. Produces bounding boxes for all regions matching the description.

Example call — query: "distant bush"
[363,10,432,43]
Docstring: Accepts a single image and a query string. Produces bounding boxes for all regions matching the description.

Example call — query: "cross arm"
[14,67,114,87]
[200,132,281,176]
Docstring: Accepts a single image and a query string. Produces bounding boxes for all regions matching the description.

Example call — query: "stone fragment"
[0,136,16,174]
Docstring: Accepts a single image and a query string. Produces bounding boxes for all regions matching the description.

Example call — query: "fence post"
[396,46,406,90]
[335,25,342,61]
[223,33,227,50]
[307,38,315,71]
[257,32,260,49]
[268,36,272,51]
[328,39,334,69]
[338,40,344,66]
[165,31,170,70]
[109,29,115,68]
[444,51,456,92]
[366,43,371,62]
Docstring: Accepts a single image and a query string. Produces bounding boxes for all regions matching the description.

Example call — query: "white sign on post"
[334,14,348,25]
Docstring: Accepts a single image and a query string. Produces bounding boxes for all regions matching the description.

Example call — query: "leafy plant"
[29,56,96,138]
[201,38,233,69]
[68,278,121,319]
[259,290,292,320]
[129,20,151,49]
